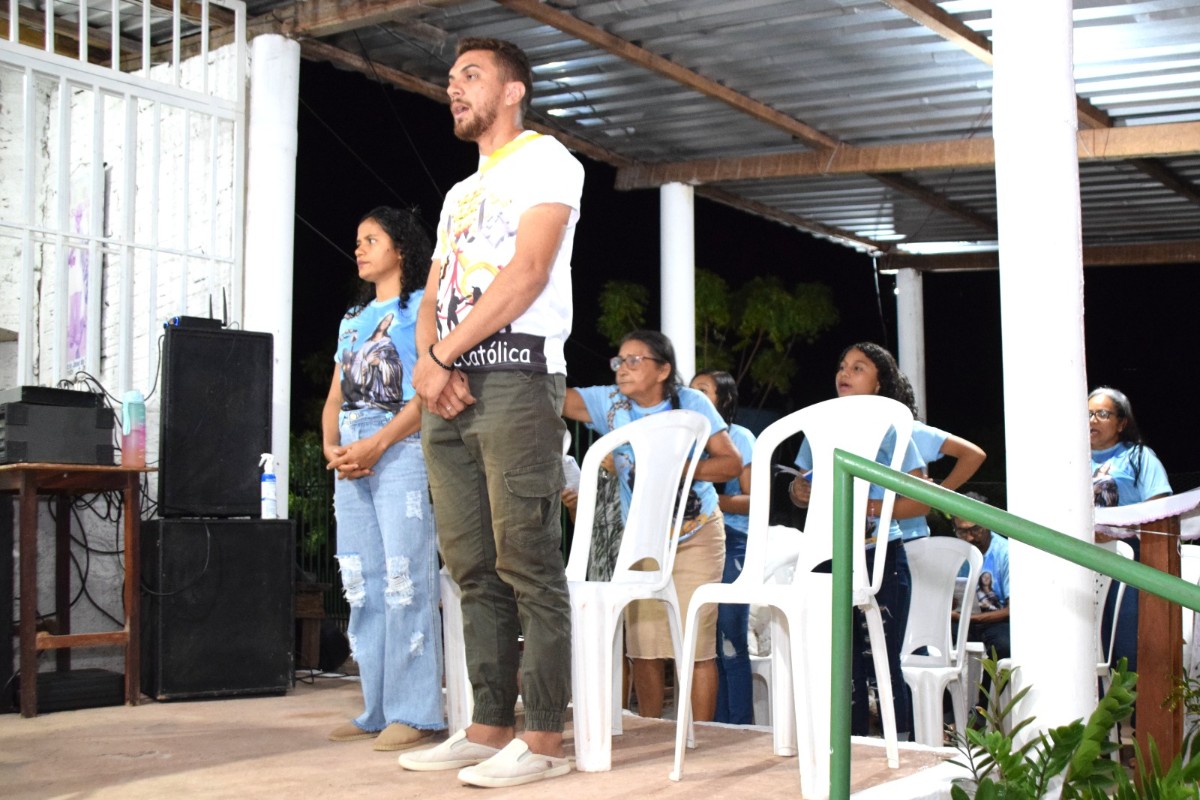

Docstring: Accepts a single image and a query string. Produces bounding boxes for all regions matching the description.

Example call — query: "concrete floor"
[0,676,961,799]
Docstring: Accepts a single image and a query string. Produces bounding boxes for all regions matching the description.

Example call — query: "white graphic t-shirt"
[433,131,584,375]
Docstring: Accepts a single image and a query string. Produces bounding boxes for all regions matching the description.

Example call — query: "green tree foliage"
[597,280,650,346]
[597,271,839,407]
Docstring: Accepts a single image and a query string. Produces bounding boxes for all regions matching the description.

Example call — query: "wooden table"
[0,463,151,717]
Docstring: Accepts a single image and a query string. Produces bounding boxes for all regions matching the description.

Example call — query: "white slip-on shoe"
[456,739,572,788]
[397,730,500,771]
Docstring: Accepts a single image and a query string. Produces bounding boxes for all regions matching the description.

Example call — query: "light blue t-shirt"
[1090,441,1172,508]
[333,291,422,412]
[576,384,727,541]
[721,423,755,534]
[899,421,950,541]
[794,427,925,544]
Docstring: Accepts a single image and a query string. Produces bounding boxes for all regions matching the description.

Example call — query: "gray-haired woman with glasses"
[1089,385,1172,678]
[562,329,742,723]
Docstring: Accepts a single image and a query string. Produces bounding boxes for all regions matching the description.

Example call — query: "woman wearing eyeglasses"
[562,330,742,722]
[1090,386,1172,676]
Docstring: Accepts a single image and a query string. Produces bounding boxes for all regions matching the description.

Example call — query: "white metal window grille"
[0,0,247,393]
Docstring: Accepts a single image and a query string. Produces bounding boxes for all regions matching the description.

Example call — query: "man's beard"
[453,99,498,142]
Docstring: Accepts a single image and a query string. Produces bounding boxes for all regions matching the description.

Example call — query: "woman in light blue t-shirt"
[1090,386,1172,676]
[563,331,742,723]
[690,369,755,725]
[786,342,928,739]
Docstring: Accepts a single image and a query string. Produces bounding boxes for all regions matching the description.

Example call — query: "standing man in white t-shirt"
[401,37,584,788]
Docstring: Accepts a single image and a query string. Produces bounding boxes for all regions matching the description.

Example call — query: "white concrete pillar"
[895,268,926,418]
[243,34,300,517]
[993,1,1095,732]
[660,182,696,381]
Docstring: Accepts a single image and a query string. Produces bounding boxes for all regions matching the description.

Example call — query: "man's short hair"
[456,37,533,118]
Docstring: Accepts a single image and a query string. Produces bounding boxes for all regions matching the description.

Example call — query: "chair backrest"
[902,536,983,668]
[1094,539,1134,668]
[741,395,914,596]
[564,409,711,587]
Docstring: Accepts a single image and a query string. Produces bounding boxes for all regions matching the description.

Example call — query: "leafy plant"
[596,270,838,407]
[951,656,1136,799]
[289,430,333,557]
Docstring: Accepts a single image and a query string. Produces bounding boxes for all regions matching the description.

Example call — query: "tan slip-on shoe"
[328,722,379,742]
[373,723,438,752]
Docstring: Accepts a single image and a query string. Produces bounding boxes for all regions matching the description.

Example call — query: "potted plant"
[951,656,1200,799]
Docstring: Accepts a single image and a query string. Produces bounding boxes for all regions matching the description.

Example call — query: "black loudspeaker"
[141,518,295,700]
[1,496,13,712]
[158,326,273,517]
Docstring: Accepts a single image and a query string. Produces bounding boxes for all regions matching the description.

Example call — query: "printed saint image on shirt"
[341,312,404,410]
[976,571,1003,612]
[1092,463,1120,508]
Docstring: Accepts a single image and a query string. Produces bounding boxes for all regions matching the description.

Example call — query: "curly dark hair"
[455,37,533,118]
[839,341,910,410]
[347,206,432,316]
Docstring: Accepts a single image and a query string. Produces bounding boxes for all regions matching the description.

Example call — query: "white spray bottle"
[259,453,278,519]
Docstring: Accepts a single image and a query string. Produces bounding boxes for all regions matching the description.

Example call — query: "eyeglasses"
[955,524,986,538]
[1088,409,1116,421]
[609,354,665,371]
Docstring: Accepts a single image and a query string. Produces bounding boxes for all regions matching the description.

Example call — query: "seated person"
[952,491,1010,662]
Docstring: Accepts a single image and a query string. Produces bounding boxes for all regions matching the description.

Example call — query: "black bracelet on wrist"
[428,344,455,372]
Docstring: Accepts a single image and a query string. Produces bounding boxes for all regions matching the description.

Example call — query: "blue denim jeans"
[715,525,753,724]
[334,408,443,732]
[422,370,571,732]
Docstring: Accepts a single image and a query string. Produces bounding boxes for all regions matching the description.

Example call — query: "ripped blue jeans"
[334,408,443,732]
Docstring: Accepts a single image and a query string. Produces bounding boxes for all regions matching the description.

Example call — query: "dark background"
[292,60,1200,491]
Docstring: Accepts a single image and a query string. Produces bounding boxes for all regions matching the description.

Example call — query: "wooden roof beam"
[298,39,636,169]
[881,0,1112,130]
[615,121,1200,188]
[493,0,841,150]
[696,186,890,255]
[883,239,1200,271]
[270,0,434,39]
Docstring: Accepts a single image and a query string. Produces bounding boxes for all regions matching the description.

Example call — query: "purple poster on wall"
[66,200,88,373]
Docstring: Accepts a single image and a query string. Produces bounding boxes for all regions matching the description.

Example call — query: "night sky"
[292,60,1200,492]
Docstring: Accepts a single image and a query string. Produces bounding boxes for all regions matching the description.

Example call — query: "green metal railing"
[828,448,1200,800]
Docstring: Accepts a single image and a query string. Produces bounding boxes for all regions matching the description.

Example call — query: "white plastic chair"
[566,409,711,772]
[900,536,983,747]
[965,539,1134,739]
[1095,539,1134,683]
[670,395,914,800]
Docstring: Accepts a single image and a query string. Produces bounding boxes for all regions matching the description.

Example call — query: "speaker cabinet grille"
[158,327,273,517]
[141,519,295,700]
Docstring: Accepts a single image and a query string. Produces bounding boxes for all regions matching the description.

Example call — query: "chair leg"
[570,595,617,772]
[770,612,798,757]
[793,579,833,800]
[669,600,704,782]
[863,606,901,768]
[439,569,472,733]
[903,669,944,747]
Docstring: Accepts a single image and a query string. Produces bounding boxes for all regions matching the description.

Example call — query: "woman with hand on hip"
[786,341,928,740]
[563,331,742,721]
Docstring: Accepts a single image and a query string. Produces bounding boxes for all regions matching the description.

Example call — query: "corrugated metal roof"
[41,0,1200,264]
